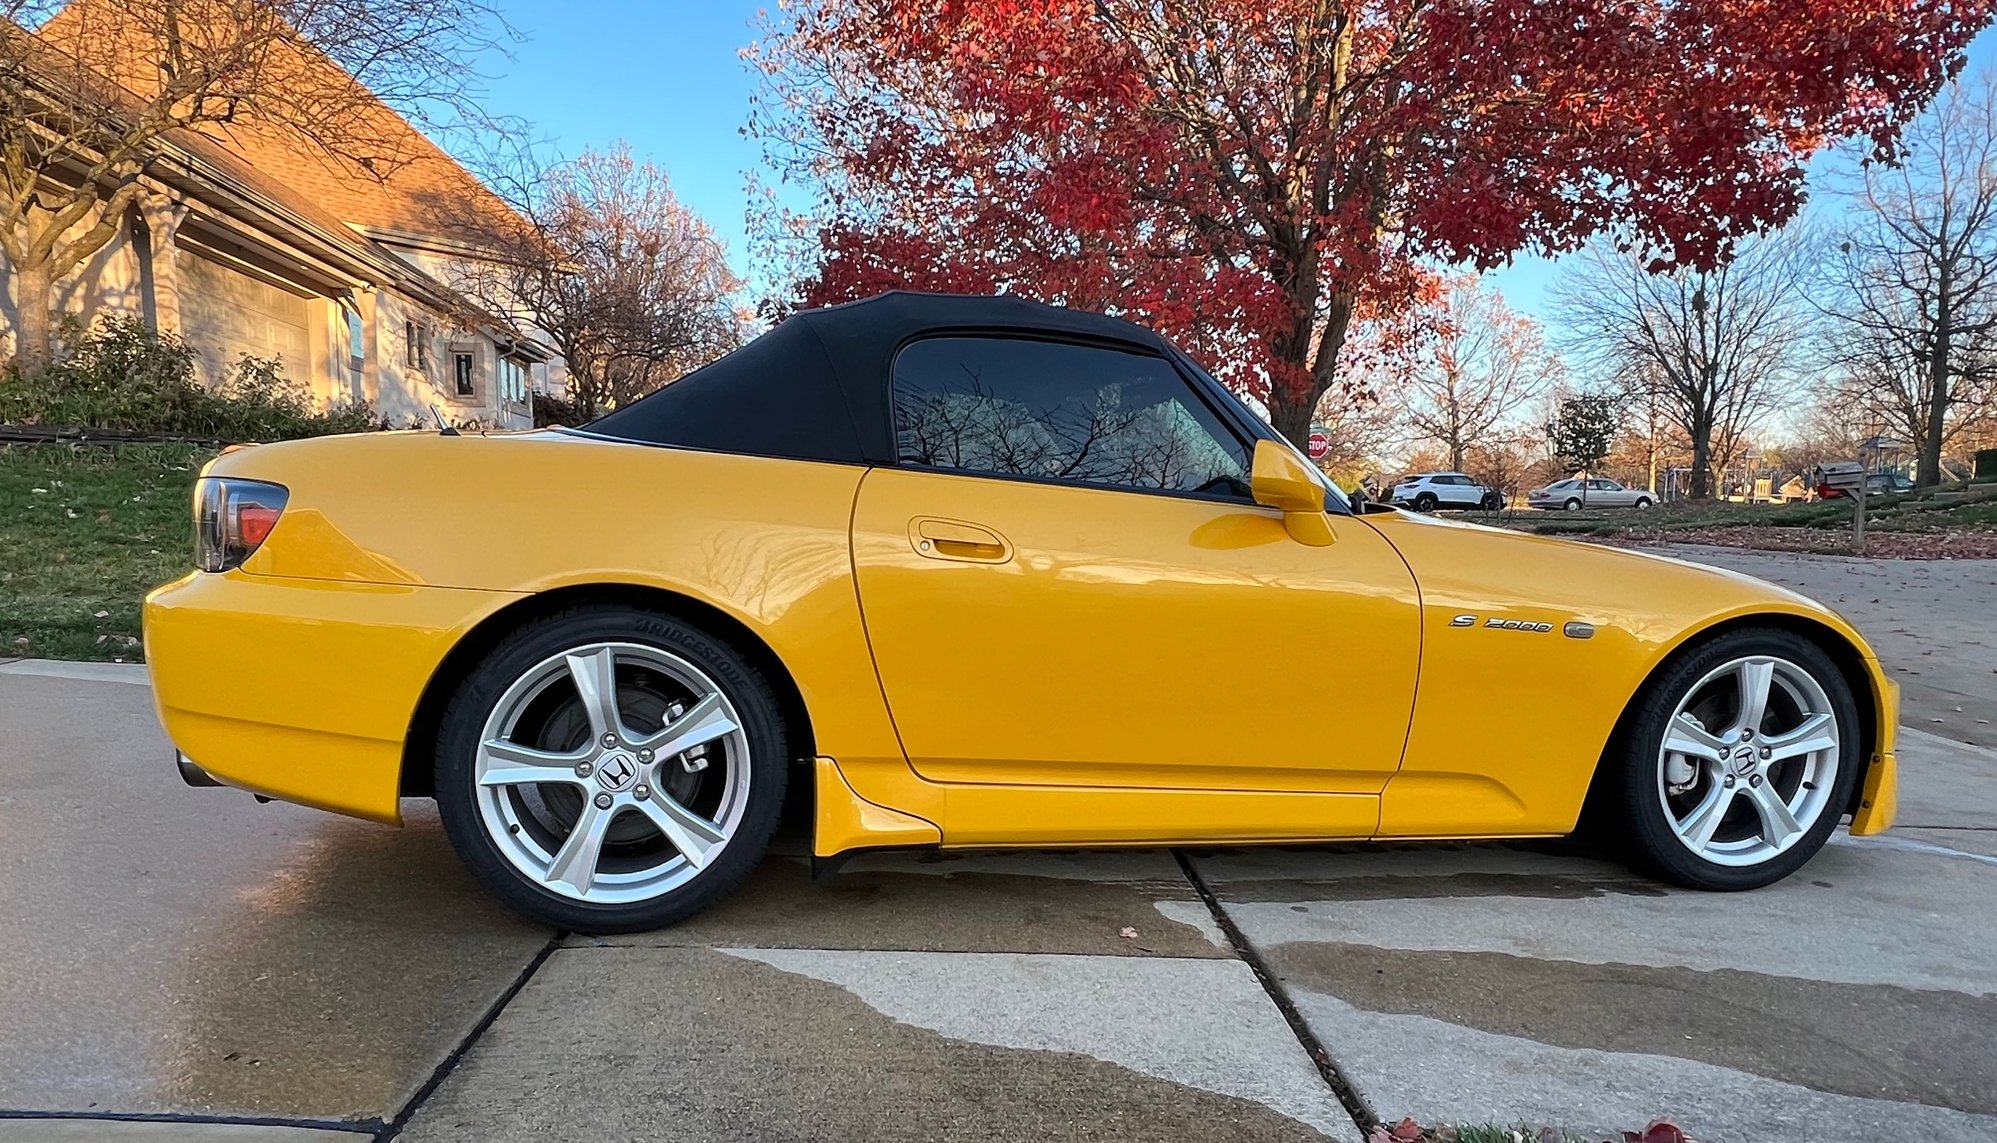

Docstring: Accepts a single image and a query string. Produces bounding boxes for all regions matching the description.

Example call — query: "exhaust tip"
[175,752,224,788]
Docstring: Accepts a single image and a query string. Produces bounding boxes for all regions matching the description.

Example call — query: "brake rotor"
[519,683,707,845]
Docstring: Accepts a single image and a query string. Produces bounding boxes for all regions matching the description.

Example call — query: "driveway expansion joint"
[1173,849,1378,1135]
[373,931,565,1143]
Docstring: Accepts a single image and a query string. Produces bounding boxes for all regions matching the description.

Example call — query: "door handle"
[909,517,1012,563]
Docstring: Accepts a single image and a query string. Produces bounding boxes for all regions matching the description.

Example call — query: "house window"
[345,307,365,367]
[405,320,430,371]
[499,355,530,404]
[453,351,477,397]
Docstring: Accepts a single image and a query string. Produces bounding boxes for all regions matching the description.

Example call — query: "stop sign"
[1307,426,1330,460]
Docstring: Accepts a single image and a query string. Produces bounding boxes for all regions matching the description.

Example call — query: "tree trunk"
[11,256,55,374]
[1450,440,1466,472]
[1269,386,1315,450]
[1688,414,1714,499]
[1918,333,1949,487]
[1278,284,1359,450]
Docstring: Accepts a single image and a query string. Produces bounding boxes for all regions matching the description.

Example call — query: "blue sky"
[478,2,1997,322]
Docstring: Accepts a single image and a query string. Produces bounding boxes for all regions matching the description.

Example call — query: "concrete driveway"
[1,551,1992,1142]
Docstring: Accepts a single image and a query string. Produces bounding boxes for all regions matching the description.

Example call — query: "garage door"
[177,253,312,387]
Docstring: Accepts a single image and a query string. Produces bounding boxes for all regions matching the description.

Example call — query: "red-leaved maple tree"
[750,0,1992,447]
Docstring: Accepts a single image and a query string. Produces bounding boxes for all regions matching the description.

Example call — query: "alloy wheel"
[1656,655,1840,868]
[472,641,752,903]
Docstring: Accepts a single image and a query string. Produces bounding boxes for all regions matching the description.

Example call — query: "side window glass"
[892,337,1253,497]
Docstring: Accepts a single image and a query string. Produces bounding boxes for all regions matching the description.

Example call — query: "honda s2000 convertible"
[146,293,1898,931]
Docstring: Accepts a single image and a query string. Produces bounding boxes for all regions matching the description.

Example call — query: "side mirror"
[1250,440,1335,546]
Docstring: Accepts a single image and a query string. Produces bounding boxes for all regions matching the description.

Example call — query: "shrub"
[532,389,586,428]
[0,316,378,441]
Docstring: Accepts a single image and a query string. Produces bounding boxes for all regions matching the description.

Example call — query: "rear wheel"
[434,606,788,931]
[1563,497,1582,511]
[1414,492,1438,512]
[1608,628,1859,890]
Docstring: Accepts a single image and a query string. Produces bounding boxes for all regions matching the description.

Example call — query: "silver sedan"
[1528,477,1655,510]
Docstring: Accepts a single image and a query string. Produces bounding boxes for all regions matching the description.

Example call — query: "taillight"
[194,478,288,572]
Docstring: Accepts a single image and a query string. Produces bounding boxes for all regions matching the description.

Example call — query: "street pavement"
[1,550,1993,1142]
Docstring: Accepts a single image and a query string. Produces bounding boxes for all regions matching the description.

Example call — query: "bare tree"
[1820,72,1997,486]
[1308,383,1398,482]
[1556,232,1808,498]
[458,143,746,420]
[1394,277,1558,472]
[2,0,512,372]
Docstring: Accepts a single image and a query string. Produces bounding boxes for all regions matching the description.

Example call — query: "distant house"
[2,4,562,429]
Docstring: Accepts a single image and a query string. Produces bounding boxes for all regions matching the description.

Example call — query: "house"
[1,4,563,429]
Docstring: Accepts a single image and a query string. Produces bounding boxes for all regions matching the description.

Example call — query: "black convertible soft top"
[579,291,1174,466]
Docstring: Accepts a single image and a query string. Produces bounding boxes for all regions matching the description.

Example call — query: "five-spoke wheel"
[436,607,787,931]
[1657,656,1840,866]
[1608,628,1860,889]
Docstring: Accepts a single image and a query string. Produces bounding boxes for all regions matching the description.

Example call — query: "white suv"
[1388,472,1502,512]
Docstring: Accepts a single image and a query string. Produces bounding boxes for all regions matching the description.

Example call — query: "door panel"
[851,467,1422,793]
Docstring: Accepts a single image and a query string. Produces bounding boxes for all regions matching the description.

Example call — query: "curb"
[0,659,151,685]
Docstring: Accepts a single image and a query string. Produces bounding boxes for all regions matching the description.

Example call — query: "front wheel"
[1480,492,1503,511]
[434,605,789,932]
[1606,628,1860,890]
[1635,497,1654,510]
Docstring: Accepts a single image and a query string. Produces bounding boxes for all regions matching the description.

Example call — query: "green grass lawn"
[0,442,210,661]
[1510,482,1997,537]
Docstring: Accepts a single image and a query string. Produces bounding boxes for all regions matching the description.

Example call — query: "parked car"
[1388,471,1503,511]
[147,292,1898,932]
[1529,477,1655,511]
[1817,471,1915,500]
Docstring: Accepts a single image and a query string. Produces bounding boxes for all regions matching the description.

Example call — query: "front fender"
[1370,514,1895,837]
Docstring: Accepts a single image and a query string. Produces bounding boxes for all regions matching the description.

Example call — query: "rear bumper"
[144,570,520,824]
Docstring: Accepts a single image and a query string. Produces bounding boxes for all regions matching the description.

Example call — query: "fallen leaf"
[1118,926,1139,940]
[1624,1119,1691,1143]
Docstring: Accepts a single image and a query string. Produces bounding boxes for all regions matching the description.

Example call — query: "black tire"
[1563,497,1582,511]
[434,605,789,932]
[1413,492,1438,512]
[1604,627,1862,891]
[1635,497,1654,510]
[1480,492,1502,511]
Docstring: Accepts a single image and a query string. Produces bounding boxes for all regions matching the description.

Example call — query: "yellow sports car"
[145,293,1898,931]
